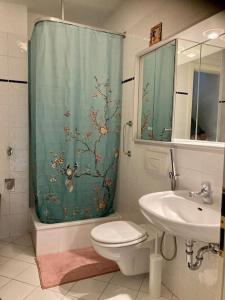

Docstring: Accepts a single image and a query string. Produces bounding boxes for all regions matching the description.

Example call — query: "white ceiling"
[4,0,124,26]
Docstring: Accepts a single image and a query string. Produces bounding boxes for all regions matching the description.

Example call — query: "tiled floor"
[0,234,179,300]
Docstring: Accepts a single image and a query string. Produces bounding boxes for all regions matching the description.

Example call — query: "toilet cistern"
[189,182,213,204]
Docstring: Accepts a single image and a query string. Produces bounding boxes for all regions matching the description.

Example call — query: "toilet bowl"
[90,220,156,276]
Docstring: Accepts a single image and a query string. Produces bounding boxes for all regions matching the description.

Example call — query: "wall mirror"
[135,11,225,145]
[173,36,225,142]
[137,40,176,142]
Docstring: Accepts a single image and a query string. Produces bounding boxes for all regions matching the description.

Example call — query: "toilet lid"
[90,221,147,244]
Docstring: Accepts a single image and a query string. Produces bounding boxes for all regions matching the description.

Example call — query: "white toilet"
[90,220,156,275]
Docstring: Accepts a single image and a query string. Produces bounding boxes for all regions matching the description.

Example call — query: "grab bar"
[123,121,132,157]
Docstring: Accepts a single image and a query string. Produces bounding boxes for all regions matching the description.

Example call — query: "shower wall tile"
[10,128,28,150]
[10,150,28,173]
[0,193,10,216]
[10,193,28,215]
[0,32,7,56]
[0,82,9,105]
[0,104,9,128]
[9,105,28,128]
[8,33,27,58]
[9,84,28,106]
[0,3,28,239]
[8,57,27,81]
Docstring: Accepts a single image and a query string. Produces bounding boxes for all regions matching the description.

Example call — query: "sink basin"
[139,190,220,243]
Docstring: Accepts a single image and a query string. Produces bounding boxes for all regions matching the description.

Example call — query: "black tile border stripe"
[0,78,28,84]
[121,77,135,84]
[176,91,188,95]
[219,100,225,103]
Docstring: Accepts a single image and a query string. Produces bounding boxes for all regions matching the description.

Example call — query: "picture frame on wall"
[149,22,162,46]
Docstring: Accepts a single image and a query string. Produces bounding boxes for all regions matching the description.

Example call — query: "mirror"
[173,35,225,142]
[137,40,176,142]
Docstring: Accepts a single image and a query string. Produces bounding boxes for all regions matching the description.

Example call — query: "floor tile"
[110,271,145,291]
[0,243,27,259]
[62,295,80,300]
[140,276,149,293]
[93,272,115,283]
[15,246,35,263]
[136,291,171,300]
[0,279,35,300]
[0,258,31,278]
[67,278,107,300]
[16,264,40,286]
[99,283,138,300]
[0,275,11,288]
[48,282,75,296]
[140,276,172,298]
[13,234,33,247]
[25,287,63,300]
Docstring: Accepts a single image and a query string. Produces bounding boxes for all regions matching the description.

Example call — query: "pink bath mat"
[36,247,119,288]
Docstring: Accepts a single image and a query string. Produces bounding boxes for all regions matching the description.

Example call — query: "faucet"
[169,148,179,191]
[189,182,213,204]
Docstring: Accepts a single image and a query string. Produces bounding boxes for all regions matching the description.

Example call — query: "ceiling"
[4,0,124,26]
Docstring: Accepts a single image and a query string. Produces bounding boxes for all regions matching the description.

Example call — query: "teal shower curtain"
[29,21,122,223]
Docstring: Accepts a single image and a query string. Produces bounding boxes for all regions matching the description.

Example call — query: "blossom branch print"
[49,76,120,213]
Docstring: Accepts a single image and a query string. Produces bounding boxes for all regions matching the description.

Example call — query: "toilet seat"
[90,221,148,247]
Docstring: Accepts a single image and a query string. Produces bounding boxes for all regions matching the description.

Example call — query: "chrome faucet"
[169,148,179,191]
[189,182,213,204]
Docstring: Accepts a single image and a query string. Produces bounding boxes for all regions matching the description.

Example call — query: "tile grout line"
[135,274,147,299]
[97,271,118,300]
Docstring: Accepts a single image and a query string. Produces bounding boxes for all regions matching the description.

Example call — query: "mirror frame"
[133,37,225,150]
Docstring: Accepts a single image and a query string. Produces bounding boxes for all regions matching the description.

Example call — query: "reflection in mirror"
[174,35,225,142]
[138,40,176,142]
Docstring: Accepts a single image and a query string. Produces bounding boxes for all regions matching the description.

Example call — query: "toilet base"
[92,233,156,276]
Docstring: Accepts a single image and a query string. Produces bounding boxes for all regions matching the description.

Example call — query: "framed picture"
[149,22,162,46]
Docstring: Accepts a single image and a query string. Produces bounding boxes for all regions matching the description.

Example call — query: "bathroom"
[0,0,225,299]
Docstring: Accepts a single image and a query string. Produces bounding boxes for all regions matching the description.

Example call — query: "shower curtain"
[29,21,122,223]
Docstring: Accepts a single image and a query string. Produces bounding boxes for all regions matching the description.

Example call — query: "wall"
[102,2,225,300]
[0,2,28,239]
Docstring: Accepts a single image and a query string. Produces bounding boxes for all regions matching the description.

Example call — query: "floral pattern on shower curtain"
[29,21,122,223]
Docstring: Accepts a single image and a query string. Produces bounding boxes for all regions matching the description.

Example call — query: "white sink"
[139,190,220,243]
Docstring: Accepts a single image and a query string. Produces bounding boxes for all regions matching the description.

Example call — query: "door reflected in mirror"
[173,36,225,142]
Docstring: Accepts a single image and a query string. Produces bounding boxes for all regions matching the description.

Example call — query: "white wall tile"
[0,215,11,238]
[8,57,27,81]
[0,127,9,151]
[10,213,29,237]
[8,33,27,58]
[0,82,9,105]
[0,3,27,36]
[10,128,28,150]
[9,149,28,172]
[0,32,7,56]
[9,105,28,128]
[10,193,28,215]
[0,55,8,79]
[0,191,10,216]
[9,83,28,106]
[0,104,9,128]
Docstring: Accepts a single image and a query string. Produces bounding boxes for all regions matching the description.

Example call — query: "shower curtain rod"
[34,17,126,38]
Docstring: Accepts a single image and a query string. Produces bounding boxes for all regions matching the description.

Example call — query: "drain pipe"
[185,240,219,271]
